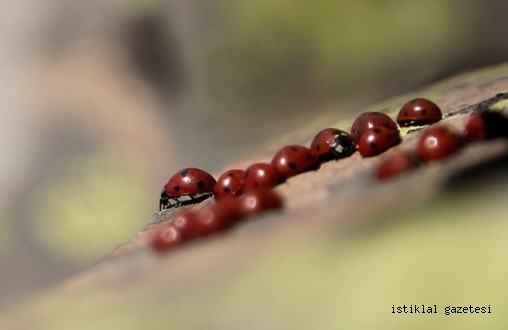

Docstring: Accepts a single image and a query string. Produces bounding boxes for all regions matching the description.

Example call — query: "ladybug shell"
[310,128,357,161]
[375,150,417,181]
[358,127,401,157]
[237,189,283,217]
[192,197,241,234]
[464,112,487,142]
[244,163,283,190]
[397,98,442,127]
[271,145,318,180]
[151,223,184,252]
[213,169,245,200]
[164,168,216,197]
[417,125,463,162]
[351,112,398,144]
[465,111,508,142]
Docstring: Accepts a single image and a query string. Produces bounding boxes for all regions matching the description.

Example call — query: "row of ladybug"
[152,97,508,251]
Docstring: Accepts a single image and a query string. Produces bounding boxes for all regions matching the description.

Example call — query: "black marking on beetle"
[307,153,314,160]
[159,191,213,211]
[370,142,379,150]
[224,187,231,193]
[173,185,181,192]
[181,170,188,177]
[421,109,428,115]
[291,146,299,152]
[374,128,381,134]
[289,162,298,170]
[197,180,205,189]
[316,145,321,151]
[227,172,234,177]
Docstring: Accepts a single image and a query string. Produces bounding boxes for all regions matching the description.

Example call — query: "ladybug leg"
[159,189,171,211]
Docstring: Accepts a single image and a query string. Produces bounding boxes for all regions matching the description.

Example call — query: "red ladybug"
[170,210,203,240]
[172,201,239,240]
[310,128,357,161]
[397,98,442,127]
[351,112,398,144]
[417,125,463,162]
[237,189,283,217]
[213,169,245,200]
[358,127,401,157]
[271,145,318,180]
[465,111,508,142]
[160,168,216,210]
[243,163,283,190]
[375,150,417,181]
[151,224,184,252]
[190,197,241,235]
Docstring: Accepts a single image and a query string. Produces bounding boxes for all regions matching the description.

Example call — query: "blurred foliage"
[30,149,152,264]
[114,0,159,16]
[0,206,12,256]
[206,0,472,101]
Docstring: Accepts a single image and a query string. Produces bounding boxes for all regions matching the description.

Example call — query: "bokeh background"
[1,0,508,303]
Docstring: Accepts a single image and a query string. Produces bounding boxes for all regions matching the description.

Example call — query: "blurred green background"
[1,0,507,305]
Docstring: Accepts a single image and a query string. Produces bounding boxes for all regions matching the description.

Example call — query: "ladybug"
[358,127,401,157]
[351,112,398,144]
[243,163,283,190]
[159,168,216,210]
[375,150,418,181]
[271,145,319,180]
[417,125,463,162]
[151,223,184,252]
[192,197,241,235]
[237,188,283,217]
[213,169,245,200]
[397,98,442,127]
[310,128,357,161]
[465,111,508,142]
[172,198,240,239]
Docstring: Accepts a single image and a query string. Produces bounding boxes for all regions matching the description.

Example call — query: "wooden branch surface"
[2,63,508,330]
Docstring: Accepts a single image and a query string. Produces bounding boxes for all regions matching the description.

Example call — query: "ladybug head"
[159,188,170,211]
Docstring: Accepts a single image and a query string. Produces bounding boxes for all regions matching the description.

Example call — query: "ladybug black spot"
[224,187,231,193]
[374,128,381,134]
[289,162,297,170]
[422,109,428,115]
[181,170,188,177]
[197,180,205,189]
[370,142,379,150]
[316,145,321,151]
[306,153,314,160]
[173,185,181,192]
[227,172,234,177]
[291,146,299,152]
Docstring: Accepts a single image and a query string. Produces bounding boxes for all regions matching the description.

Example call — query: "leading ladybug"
[159,168,216,210]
